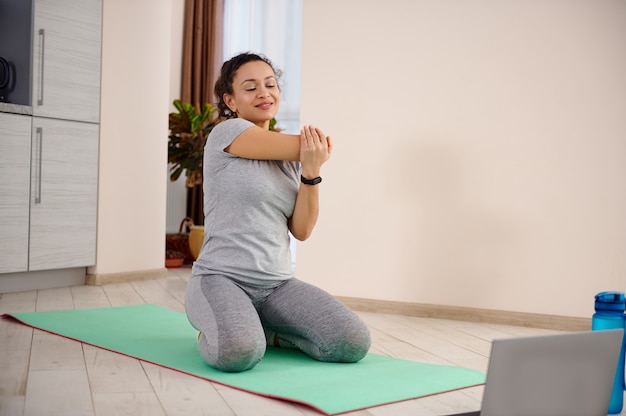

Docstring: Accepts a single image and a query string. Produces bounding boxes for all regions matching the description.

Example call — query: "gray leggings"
[185,275,371,372]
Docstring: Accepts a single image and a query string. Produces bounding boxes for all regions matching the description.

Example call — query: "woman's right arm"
[225,125,301,161]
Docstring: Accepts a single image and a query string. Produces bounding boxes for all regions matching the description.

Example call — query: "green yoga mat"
[4,304,485,415]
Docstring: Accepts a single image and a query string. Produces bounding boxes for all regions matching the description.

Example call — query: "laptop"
[447,329,624,416]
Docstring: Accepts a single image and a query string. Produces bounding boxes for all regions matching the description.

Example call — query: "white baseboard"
[85,268,168,286]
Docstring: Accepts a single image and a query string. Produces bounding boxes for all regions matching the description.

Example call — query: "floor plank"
[0,396,24,416]
[0,291,37,314]
[91,392,166,416]
[101,282,145,306]
[29,333,86,371]
[155,273,188,304]
[0,316,33,351]
[83,346,155,395]
[35,287,74,312]
[23,370,94,416]
[0,350,30,396]
[130,279,185,313]
[70,285,111,310]
[142,362,236,416]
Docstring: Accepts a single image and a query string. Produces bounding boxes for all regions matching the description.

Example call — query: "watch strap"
[301,175,322,185]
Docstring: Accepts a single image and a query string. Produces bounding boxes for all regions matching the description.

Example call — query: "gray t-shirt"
[191,118,301,286]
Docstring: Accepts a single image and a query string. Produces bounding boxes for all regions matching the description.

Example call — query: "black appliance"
[0,0,33,106]
[0,56,15,102]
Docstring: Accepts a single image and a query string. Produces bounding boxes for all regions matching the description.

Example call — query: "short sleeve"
[206,118,255,154]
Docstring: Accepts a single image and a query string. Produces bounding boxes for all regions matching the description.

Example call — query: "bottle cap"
[595,291,626,312]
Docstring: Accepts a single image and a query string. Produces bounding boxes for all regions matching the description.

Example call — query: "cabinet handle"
[35,127,43,204]
[37,29,45,106]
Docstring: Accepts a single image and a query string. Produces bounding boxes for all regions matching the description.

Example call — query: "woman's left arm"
[288,126,332,241]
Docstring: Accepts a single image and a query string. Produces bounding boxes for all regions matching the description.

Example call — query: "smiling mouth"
[256,102,273,110]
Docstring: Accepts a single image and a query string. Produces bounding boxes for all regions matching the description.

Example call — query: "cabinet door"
[29,117,99,271]
[32,0,102,123]
[0,113,31,273]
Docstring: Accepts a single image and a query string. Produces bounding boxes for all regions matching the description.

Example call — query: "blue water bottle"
[592,291,626,414]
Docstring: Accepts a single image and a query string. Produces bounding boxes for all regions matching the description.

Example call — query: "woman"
[185,53,371,372]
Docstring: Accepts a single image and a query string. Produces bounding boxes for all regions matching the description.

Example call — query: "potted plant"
[167,100,219,260]
[168,99,219,187]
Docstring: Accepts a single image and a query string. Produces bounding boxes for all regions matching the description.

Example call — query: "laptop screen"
[446,329,623,416]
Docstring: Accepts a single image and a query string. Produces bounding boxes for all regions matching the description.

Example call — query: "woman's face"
[224,60,280,128]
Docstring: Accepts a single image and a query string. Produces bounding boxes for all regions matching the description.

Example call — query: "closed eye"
[245,84,276,92]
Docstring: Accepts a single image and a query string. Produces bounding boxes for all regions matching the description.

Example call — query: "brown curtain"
[181,0,224,226]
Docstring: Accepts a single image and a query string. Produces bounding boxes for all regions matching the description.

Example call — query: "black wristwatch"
[301,175,322,185]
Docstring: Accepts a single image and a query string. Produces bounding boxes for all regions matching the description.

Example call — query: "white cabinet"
[25,0,102,272]
[0,113,31,274]
[28,117,99,271]
[0,0,101,283]
[32,0,102,123]
[0,115,98,274]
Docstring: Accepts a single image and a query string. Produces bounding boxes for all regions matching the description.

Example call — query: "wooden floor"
[0,267,617,416]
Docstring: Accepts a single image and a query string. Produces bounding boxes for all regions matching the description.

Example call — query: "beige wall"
[93,0,626,319]
[297,0,626,318]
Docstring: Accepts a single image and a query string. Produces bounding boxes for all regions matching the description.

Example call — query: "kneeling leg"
[185,276,266,372]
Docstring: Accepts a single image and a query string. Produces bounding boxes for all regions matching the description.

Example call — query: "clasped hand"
[300,125,332,178]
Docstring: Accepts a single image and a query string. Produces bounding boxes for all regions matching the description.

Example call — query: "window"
[223,0,303,133]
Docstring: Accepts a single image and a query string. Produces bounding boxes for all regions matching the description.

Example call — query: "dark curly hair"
[214,52,282,119]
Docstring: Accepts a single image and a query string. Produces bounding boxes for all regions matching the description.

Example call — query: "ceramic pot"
[189,225,205,259]
[165,257,184,268]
